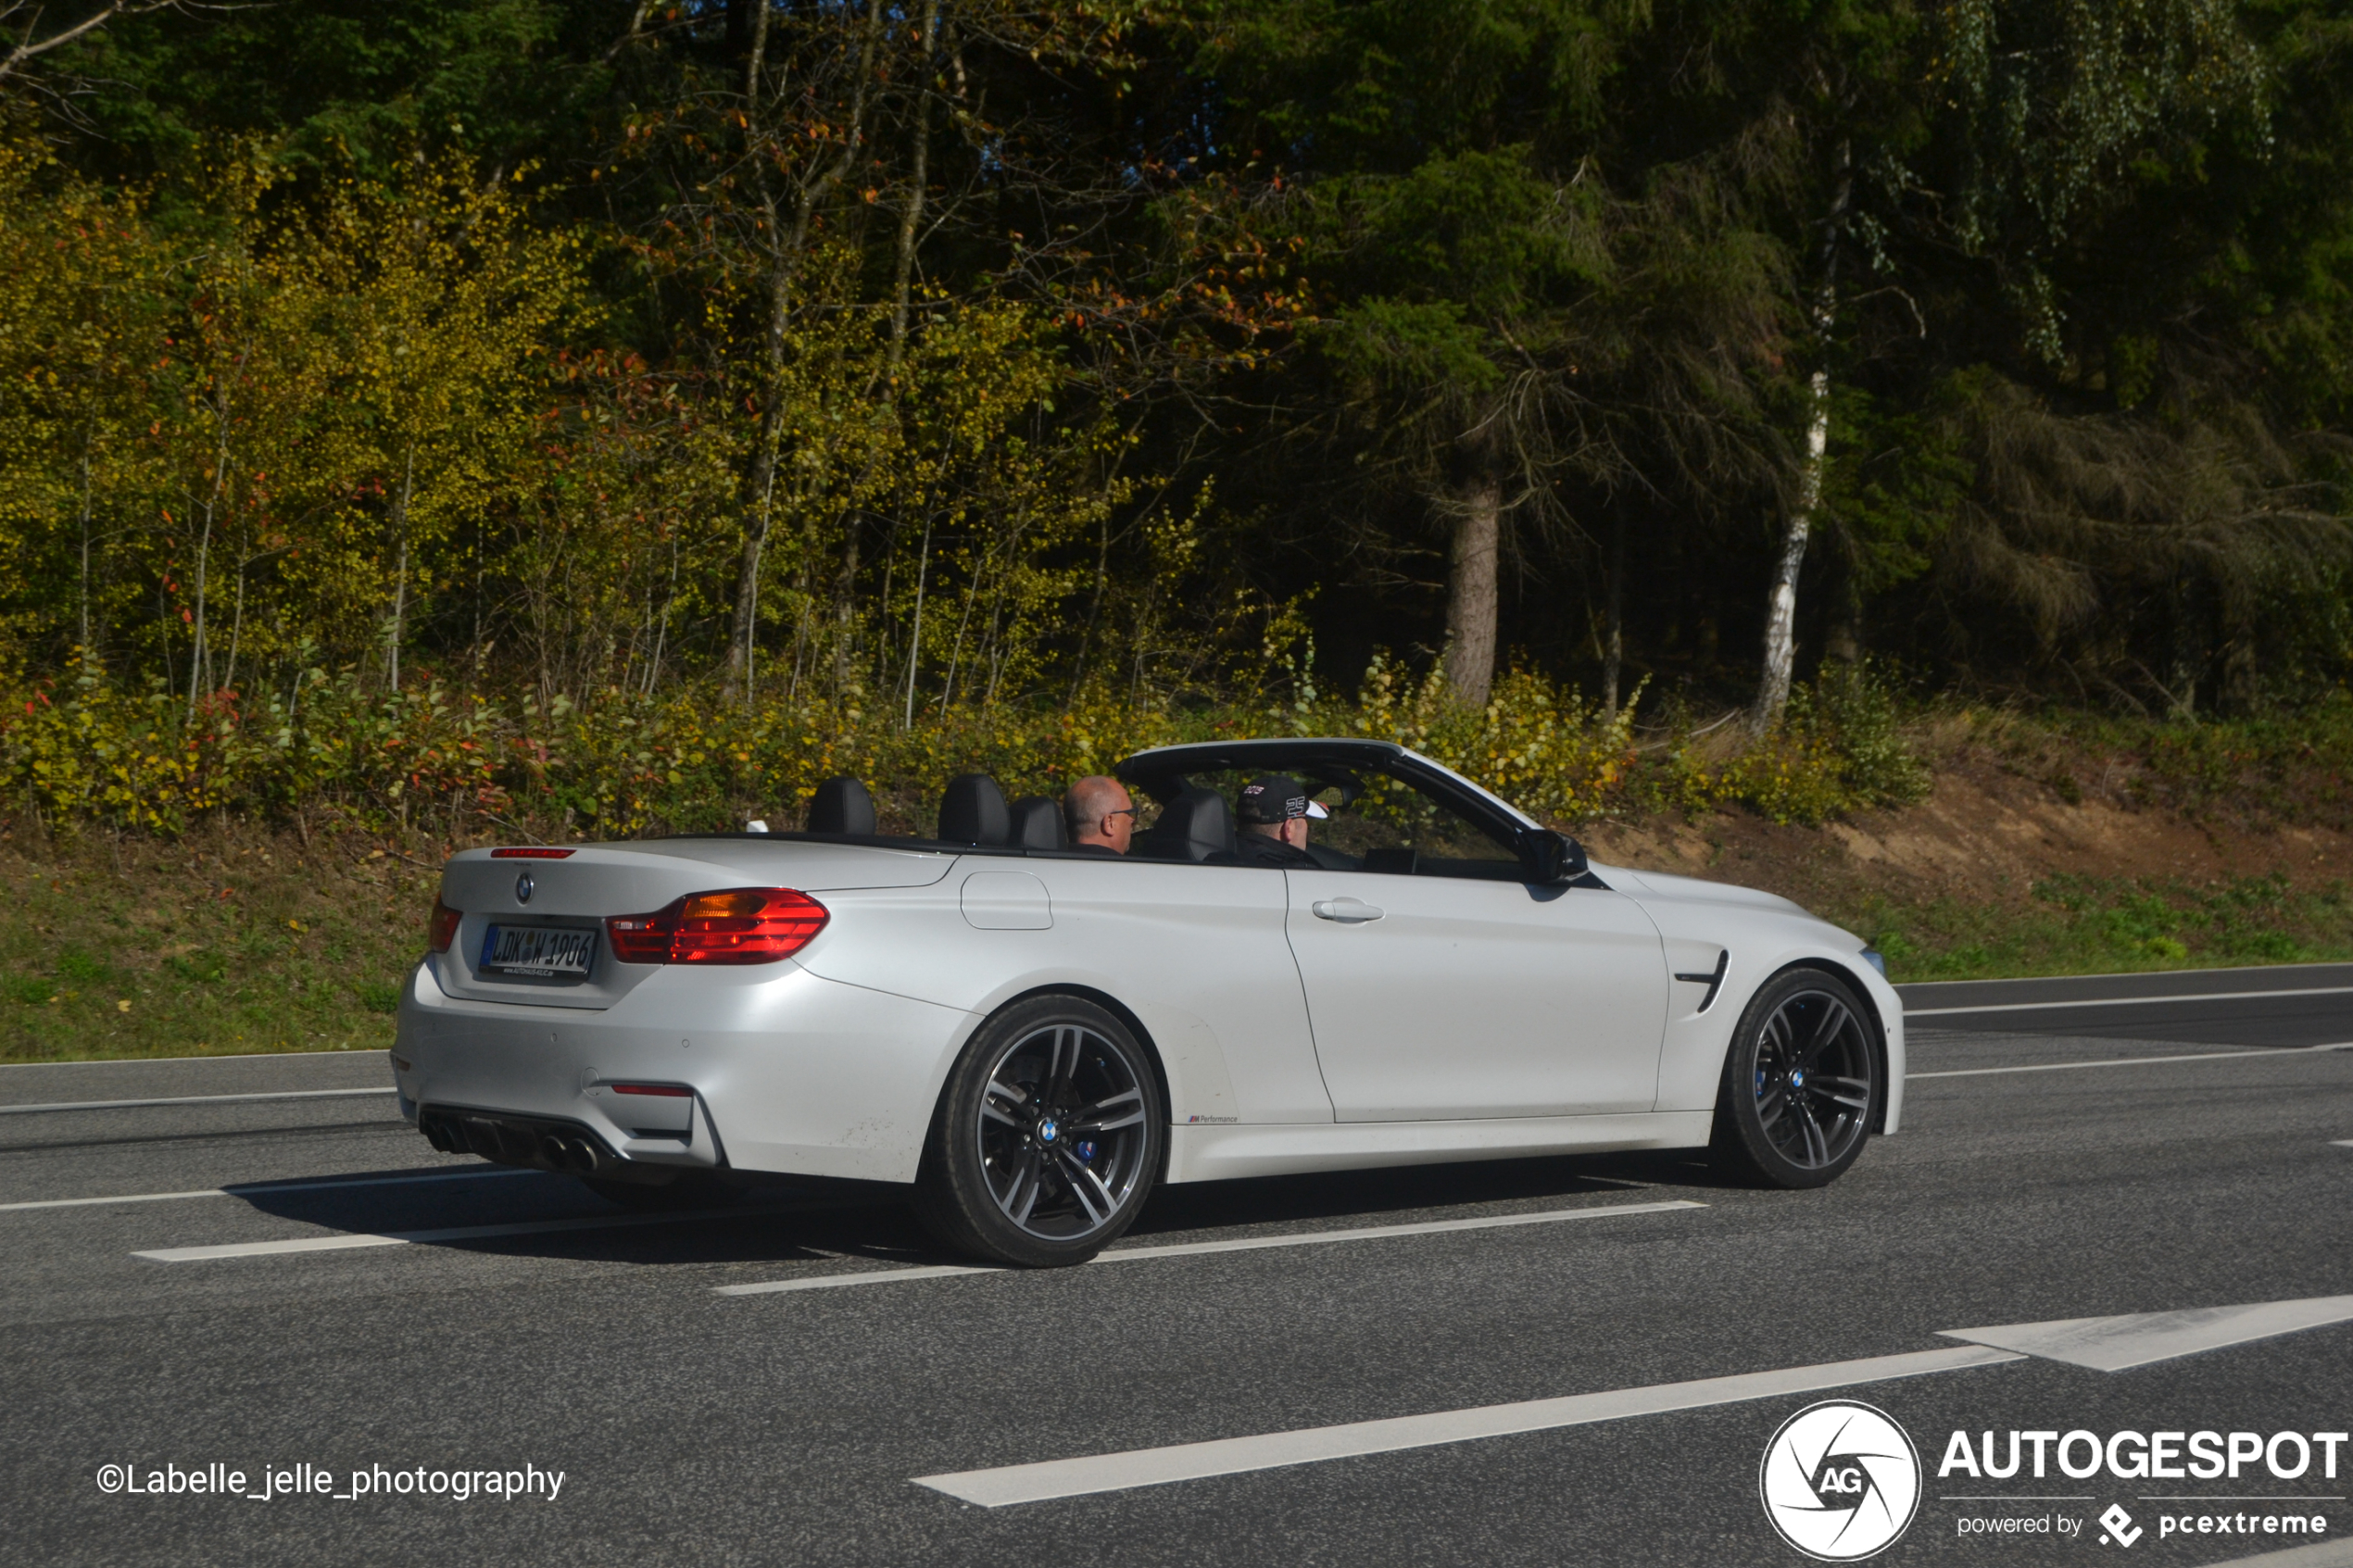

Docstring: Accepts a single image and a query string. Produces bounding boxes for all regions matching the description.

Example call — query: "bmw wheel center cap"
[1038,1119,1059,1145]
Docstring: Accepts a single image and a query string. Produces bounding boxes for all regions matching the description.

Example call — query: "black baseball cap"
[1236,774,1331,825]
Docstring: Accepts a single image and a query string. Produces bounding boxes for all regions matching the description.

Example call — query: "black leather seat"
[1008,796,1067,849]
[1134,786,1236,862]
[937,773,1011,846]
[806,775,876,835]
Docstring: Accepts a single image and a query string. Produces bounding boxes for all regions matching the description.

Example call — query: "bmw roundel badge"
[514,872,535,905]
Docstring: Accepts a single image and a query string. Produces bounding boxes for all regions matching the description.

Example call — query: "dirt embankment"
[1581,754,2352,962]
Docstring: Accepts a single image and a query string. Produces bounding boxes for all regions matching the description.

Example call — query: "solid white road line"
[0,1047,387,1069]
[1902,960,2353,992]
[1940,1295,2353,1373]
[0,1086,397,1115]
[1910,1043,2353,1080]
[912,1344,2027,1507]
[1907,985,2353,1018]
[132,1205,759,1262]
[726,1262,1000,1294]
[0,1167,536,1214]
[715,1198,1707,1298]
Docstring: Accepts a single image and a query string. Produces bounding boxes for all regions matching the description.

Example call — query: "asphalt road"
[4,965,2350,1567]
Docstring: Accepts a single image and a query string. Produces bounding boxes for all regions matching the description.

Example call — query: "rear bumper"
[392,953,977,1185]
[416,1104,716,1186]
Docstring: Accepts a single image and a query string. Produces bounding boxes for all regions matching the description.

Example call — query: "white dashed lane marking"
[0,1086,397,1115]
[717,1199,1706,1297]
[0,1168,536,1213]
[132,1205,775,1261]
[1906,985,2353,1018]
[1909,1043,2353,1080]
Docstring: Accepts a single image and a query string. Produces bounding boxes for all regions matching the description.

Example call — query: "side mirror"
[1519,828,1588,884]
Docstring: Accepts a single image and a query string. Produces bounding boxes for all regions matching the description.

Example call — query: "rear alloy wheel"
[1711,968,1881,1189]
[917,996,1164,1267]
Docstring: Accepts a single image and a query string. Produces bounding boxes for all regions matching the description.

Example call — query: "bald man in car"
[1064,774,1138,855]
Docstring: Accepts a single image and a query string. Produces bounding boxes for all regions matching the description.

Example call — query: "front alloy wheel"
[917,996,1164,1266]
[1711,968,1881,1188]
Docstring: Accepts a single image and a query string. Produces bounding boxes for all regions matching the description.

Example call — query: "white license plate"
[479,923,596,979]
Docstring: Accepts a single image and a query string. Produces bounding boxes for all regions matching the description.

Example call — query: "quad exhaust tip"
[533,1133,603,1173]
[420,1110,609,1175]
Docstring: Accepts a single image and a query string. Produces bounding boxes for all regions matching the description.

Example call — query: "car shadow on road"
[1126,1146,1747,1239]
[210,1148,1754,1270]
[213,1165,917,1267]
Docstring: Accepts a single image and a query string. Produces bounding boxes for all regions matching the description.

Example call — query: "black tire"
[915,995,1165,1267]
[580,1172,737,1210]
[1710,967,1882,1189]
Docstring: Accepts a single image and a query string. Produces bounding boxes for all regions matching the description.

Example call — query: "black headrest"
[1136,786,1234,862]
[937,773,1010,846]
[1008,796,1067,849]
[806,776,876,835]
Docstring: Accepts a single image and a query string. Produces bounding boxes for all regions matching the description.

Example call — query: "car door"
[1281,773,1669,1121]
[1019,852,1334,1124]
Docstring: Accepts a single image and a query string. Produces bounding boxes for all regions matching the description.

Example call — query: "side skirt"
[1163,1110,1716,1185]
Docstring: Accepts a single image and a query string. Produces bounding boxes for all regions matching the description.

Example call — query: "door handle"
[1311,897,1385,923]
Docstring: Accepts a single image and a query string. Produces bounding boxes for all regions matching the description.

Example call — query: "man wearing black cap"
[1233,774,1329,868]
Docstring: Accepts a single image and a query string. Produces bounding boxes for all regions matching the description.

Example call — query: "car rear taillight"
[605,887,828,966]
[427,897,462,953]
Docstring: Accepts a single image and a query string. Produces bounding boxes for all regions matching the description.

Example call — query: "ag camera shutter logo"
[1760,1400,1923,1561]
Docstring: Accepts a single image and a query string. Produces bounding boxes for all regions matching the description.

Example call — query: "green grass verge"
[0,834,426,1063]
[1825,872,2353,983]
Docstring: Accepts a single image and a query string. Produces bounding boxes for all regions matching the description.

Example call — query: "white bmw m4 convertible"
[394,737,1904,1266]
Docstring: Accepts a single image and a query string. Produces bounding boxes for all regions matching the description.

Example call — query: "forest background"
[6,0,2353,1058]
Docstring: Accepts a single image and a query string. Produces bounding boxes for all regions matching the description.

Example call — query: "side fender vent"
[1674,948,1730,1013]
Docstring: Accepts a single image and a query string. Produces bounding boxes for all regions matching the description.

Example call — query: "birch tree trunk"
[1750,368,1829,734]
[187,501,210,709]
[901,519,930,728]
[76,443,96,667]
[223,558,247,696]
[1749,139,1852,735]
[385,445,415,691]
[724,241,791,705]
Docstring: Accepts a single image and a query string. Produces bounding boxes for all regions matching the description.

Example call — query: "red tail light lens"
[605,908,674,963]
[491,847,575,859]
[427,897,462,953]
[605,887,828,966]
